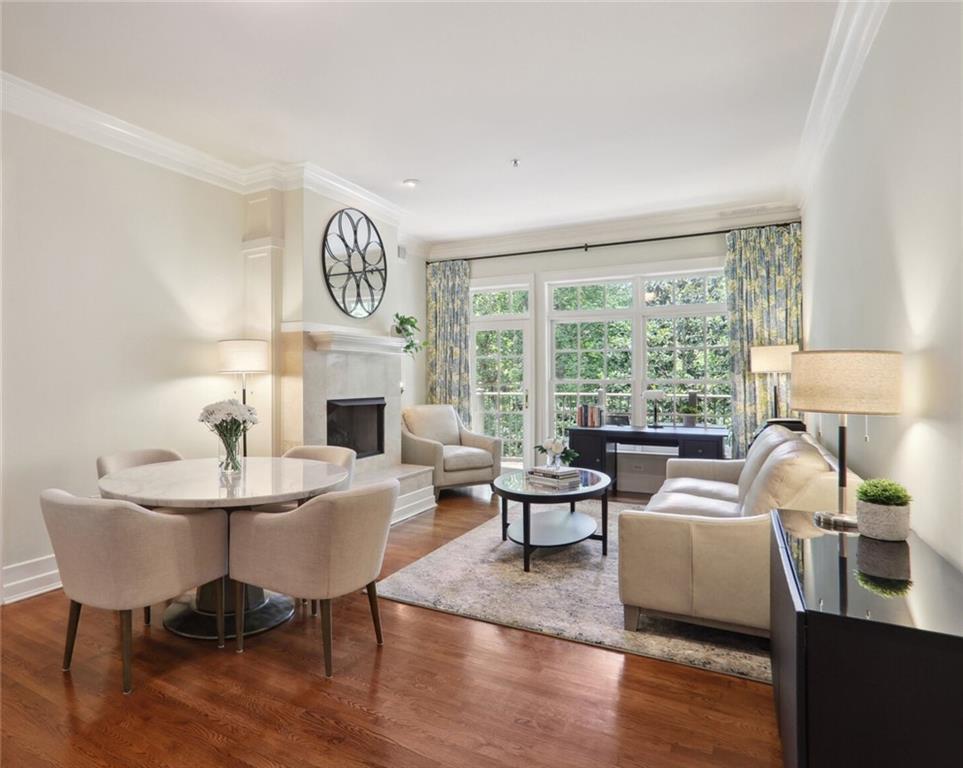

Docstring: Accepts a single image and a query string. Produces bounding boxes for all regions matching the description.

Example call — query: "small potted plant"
[856,478,911,541]
[392,313,423,356]
[676,400,701,428]
[535,438,579,469]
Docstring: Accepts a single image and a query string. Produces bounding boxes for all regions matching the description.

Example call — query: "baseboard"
[392,485,436,525]
[3,553,61,604]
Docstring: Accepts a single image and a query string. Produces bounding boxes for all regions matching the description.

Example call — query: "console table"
[771,509,963,767]
[567,425,728,491]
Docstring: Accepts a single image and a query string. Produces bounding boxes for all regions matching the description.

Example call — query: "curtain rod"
[426,219,801,264]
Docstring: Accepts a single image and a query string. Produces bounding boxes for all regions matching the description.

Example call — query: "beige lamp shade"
[217,339,270,374]
[750,344,798,373]
[790,350,902,415]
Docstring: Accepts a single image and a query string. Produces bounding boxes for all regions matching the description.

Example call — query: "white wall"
[802,3,962,568]
[299,188,427,409]
[1,114,246,594]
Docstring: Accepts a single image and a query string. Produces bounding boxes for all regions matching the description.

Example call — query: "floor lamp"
[790,350,902,529]
[750,344,798,418]
[217,339,270,457]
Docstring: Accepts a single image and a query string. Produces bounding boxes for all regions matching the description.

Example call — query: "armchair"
[401,405,502,499]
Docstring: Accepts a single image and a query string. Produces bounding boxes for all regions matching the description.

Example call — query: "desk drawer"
[678,438,723,459]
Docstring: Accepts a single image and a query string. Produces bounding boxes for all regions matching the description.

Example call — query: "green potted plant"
[676,399,702,428]
[856,478,911,541]
[391,313,423,356]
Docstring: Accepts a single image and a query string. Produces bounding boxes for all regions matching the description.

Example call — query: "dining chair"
[95,447,184,625]
[229,479,399,676]
[40,490,228,694]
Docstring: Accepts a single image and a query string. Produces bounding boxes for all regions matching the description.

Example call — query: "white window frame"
[544,267,728,437]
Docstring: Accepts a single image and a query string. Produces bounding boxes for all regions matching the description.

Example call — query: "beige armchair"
[401,405,501,499]
[230,479,400,677]
[283,445,355,492]
[619,428,856,636]
[40,490,228,693]
[96,448,183,479]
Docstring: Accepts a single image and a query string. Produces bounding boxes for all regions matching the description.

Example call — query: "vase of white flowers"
[535,437,579,468]
[199,399,258,474]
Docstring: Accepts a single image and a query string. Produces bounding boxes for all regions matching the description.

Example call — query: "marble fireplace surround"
[280,322,435,524]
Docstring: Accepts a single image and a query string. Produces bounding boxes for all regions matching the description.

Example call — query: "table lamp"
[790,350,902,528]
[750,344,798,418]
[217,339,270,456]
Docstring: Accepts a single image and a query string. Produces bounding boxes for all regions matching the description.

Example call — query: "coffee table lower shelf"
[506,509,598,548]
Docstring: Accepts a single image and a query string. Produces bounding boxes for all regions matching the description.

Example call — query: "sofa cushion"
[443,445,493,472]
[404,405,461,446]
[738,424,800,501]
[660,477,739,503]
[645,491,740,519]
[741,439,832,518]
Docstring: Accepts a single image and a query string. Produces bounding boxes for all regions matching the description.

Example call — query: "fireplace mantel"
[282,322,405,355]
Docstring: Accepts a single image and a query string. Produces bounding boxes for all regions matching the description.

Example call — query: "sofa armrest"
[459,427,502,475]
[401,427,444,473]
[665,458,745,483]
[618,509,770,632]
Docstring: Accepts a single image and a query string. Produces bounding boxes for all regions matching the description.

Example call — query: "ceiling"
[2,2,837,242]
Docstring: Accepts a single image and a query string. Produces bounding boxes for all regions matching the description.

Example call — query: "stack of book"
[527,465,581,490]
[576,404,604,427]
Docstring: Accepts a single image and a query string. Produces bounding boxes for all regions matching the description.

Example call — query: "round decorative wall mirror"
[321,208,387,318]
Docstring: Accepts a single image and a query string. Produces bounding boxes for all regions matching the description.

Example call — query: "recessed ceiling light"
[402,178,420,187]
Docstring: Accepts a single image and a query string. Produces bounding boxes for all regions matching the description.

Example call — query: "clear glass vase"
[218,435,242,474]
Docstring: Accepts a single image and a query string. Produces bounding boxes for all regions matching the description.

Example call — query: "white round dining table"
[97,457,350,640]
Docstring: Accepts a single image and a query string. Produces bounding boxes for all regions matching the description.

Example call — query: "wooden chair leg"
[215,577,226,649]
[320,599,333,677]
[235,581,246,653]
[366,582,383,645]
[311,599,318,616]
[120,609,133,694]
[143,605,151,625]
[62,600,82,671]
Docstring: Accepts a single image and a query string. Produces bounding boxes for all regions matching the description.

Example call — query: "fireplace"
[326,397,386,459]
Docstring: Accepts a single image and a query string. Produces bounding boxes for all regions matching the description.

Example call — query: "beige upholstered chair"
[96,448,184,480]
[283,445,355,492]
[230,479,400,676]
[401,405,501,498]
[619,428,859,635]
[40,490,228,694]
[95,447,185,625]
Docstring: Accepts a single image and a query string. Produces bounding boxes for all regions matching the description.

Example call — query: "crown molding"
[1,72,404,224]
[427,199,800,261]
[792,1,890,207]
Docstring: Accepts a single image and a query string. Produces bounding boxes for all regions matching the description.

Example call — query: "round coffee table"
[492,469,611,572]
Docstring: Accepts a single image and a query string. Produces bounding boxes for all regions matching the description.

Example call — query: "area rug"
[379,499,771,682]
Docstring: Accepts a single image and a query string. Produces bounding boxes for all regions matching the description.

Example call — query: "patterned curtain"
[726,223,802,457]
[426,260,472,423]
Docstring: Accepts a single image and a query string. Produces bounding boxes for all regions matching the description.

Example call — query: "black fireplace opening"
[326,397,386,459]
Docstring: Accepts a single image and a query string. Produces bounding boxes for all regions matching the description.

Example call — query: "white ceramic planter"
[857,500,911,541]
[682,415,697,428]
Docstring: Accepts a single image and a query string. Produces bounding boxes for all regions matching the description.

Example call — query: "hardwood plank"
[1,486,782,767]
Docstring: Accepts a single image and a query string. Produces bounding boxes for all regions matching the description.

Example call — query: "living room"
[2,2,961,767]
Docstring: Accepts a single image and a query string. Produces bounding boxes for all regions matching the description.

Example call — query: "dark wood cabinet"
[770,510,963,768]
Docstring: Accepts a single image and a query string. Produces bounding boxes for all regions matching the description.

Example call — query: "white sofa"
[401,405,502,499]
[619,426,859,636]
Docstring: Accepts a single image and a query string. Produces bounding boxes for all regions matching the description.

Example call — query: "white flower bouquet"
[535,437,579,468]
[199,399,258,473]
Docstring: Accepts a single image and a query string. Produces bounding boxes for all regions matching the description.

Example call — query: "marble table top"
[98,457,349,509]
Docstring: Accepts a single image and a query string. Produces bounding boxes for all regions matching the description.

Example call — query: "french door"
[469,321,534,469]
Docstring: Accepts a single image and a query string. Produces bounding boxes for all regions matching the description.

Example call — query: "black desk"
[771,509,963,768]
[567,425,728,491]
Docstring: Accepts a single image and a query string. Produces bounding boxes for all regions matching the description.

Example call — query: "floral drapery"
[726,223,802,457]
[426,259,472,423]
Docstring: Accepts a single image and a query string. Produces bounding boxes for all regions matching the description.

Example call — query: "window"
[548,271,730,435]
[472,287,529,317]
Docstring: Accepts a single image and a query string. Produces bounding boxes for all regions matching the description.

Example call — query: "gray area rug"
[379,499,772,682]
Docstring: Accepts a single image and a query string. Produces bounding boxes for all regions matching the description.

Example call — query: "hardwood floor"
[1,488,782,768]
